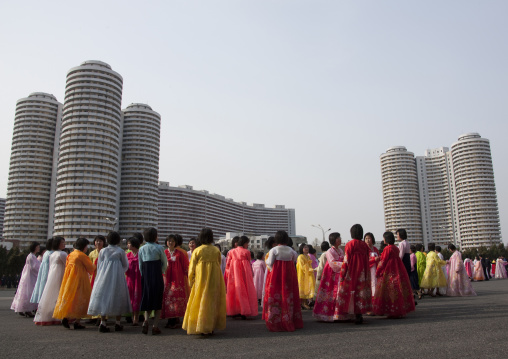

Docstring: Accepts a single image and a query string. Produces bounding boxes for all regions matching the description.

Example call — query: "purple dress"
[11,253,41,313]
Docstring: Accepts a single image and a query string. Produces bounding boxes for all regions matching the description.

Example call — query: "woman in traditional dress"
[30,238,54,304]
[187,238,197,261]
[224,236,240,287]
[446,244,476,296]
[225,236,258,318]
[409,245,420,298]
[34,237,67,326]
[308,245,319,279]
[88,231,132,333]
[415,244,426,288]
[495,257,508,279]
[297,244,316,310]
[261,236,275,308]
[126,237,142,325]
[53,238,95,329]
[336,224,372,324]
[315,240,330,294]
[364,232,379,298]
[464,257,473,279]
[138,227,168,335]
[473,256,485,281]
[11,242,41,317]
[372,232,415,318]
[89,235,106,288]
[161,234,190,329]
[420,243,447,295]
[252,251,266,305]
[182,228,226,335]
[262,230,302,332]
[313,232,344,322]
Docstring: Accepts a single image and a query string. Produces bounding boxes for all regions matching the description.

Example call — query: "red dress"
[161,248,190,318]
[312,247,344,322]
[337,239,372,318]
[262,258,303,331]
[125,252,142,312]
[372,245,415,317]
[225,247,258,317]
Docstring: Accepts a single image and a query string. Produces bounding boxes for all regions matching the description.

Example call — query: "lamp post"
[311,224,331,244]
[105,217,118,232]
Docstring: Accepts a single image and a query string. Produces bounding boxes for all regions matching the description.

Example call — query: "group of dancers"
[10,225,506,335]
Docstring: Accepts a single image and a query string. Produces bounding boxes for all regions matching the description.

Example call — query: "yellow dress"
[53,250,96,319]
[296,254,315,299]
[182,244,226,334]
[420,251,447,289]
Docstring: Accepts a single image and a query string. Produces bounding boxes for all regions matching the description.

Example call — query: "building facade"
[380,133,502,249]
[158,182,296,241]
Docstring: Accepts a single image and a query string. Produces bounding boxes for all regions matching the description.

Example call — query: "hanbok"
[88,245,132,316]
[252,259,266,300]
[446,251,476,296]
[296,254,316,300]
[34,251,68,325]
[415,251,426,286]
[53,250,95,319]
[495,259,508,279]
[336,239,372,319]
[368,246,379,296]
[464,258,473,278]
[309,253,319,279]
[139,242,167,312]
[182,244,226,335]
[312,246,344,322]
[420,252,447,289]
[225,247,258,317]
[161,248,190,319]
[409,252,419,291]
[473,260,485,281]
[11,253,40,313]
[262,245,303,332]
[125,251,142,312]
[491,262,496,278]
[372,245,415,317]
[30,250,54,304]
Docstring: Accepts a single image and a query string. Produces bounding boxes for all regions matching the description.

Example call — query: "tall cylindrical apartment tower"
[4,93,62,246]
[380,146,423,243]
[118,104,161,238]
[53,61,123,240]
[450,133,502,248]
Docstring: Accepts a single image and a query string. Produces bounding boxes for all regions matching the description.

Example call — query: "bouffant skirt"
[140,260,164,311]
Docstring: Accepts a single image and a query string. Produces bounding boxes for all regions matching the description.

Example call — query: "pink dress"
[225,247,258,317]
[125,251,142,312]
[309,253,319,279]
[312,247,344,322]
[252,259,266,300]
[464,258,473,278]
[11,253,40,313]
[447,251,476,296]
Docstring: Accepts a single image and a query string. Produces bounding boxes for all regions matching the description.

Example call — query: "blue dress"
[31,250,54,303]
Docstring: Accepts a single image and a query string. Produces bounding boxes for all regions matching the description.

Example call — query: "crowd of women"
[10,225,508,335]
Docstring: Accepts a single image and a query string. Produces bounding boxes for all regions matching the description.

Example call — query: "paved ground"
[1,280,507,358]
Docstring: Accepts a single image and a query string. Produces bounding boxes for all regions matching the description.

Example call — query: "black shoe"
[74,323,86,330]
[99,324,110,333]
[355,315,363,325]
[62,318,70,329]
[114,324,123,332]
[86,318,97,324]
[125,316,133,324]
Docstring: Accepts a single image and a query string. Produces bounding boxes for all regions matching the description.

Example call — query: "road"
[0,280,507,358]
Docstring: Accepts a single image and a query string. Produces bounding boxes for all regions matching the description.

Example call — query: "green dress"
[415,251,426,286]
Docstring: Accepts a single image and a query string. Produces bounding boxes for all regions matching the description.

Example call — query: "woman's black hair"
[448,243,456,251]
[321,241,330,252]
[256,251,264,260]
[29,241,40,253]
[52,236,65,251]
[46,238,53,251]
[94,235,107,248]
[364,232,376,244]
[308,245,316,255]
[144,227,158,243]
[265,236,275,250]
[428,243,436,251]
[166,234,177,247]
[287,237,294,248]
[435,245,442,252]
[175,234,183,247]
[415,243,423,251]
[396,229,407,240]
[133,232,144,244]
[299,243,309,255]
[383,231,395,245]
[231,236,240,248]
[350,224,363,240]
[274,231,289,245]
[107,231,121,246]
[128,237,141,249]
[198,228,214,244]
[410,245,416,253]
[329,232,340,246]
[238,236,250,247]
[75,237,90,251]
[215,243,221,251]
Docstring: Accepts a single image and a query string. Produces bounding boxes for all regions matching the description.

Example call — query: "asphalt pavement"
[0,279,507,358]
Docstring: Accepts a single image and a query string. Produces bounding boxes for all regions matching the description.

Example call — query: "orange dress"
[53,250,96,319]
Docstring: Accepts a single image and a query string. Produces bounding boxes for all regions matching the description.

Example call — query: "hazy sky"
[0,1,506,244]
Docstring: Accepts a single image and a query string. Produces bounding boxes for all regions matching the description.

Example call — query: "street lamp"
[311,224,331,244]
[105,217,118,232]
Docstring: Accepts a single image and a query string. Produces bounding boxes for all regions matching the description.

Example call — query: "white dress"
[87,245,132,316]
[34,251,68,325]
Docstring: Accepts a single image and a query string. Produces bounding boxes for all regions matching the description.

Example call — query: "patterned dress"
[161,248,190,318]
[125,251,142,312]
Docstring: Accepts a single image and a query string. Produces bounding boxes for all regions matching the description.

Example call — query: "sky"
[0,0,506,245]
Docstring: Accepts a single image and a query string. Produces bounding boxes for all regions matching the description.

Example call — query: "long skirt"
[140,260,164,312]
[312,262,341,322]
[262,260,303,332]
[409,269,420,291]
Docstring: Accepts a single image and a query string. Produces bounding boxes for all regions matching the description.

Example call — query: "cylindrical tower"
[53,61,123,240]
[118,104,161,238]
[451,133,501,248]
[4,93,62,246]
[380,146,423,243]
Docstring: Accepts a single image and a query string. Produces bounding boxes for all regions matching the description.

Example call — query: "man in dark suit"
[480,255,489,281]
